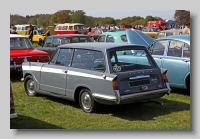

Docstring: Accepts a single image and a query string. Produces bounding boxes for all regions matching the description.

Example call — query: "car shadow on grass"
[96,97,190,121]
[10,72,23,82]
[10,114,64,129]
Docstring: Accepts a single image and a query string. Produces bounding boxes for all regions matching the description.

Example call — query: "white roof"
[10,34,27,38]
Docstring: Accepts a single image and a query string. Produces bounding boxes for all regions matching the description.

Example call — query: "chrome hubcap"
[27,79,34,94]
[81,92,91,110]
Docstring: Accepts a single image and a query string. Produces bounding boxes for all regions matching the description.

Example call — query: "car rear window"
[10,37,33,49]
[109,48,156,72]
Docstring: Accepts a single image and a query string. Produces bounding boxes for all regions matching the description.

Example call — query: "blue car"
[98,29,190,91]
[149,35,190,91]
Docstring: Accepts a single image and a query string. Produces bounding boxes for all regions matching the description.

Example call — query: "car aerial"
[10,34,50,73]
[10,81,17,118]
[149,35,190,91]
[88,28,108,40]
[141,27,159,38]
[21,42,171,113]
[154,29,183,39]
[98,29,190,91]
[36,34,94,57]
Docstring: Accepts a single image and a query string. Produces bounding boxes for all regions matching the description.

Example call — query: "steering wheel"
[60,55,66,60]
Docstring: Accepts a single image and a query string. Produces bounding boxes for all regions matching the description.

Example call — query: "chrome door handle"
[63,70,68,73]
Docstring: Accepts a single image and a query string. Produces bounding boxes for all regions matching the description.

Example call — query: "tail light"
[112,79,118,90]
[162,74,168,83]
[162,73,171,91]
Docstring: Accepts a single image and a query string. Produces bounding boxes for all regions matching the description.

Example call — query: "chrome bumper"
[93,88,170,104]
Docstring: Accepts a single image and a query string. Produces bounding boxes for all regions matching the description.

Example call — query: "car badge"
[142,86,148,91]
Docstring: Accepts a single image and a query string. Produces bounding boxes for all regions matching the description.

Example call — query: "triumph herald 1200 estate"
[21,43,171,113]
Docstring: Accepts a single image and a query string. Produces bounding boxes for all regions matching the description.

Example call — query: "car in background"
[37,34,94,57]
[98,29,190,91]
[97,29,154,47]
[141,27,159,38]
[149,35,190,91]
[88,28,108,40]
[10,34,50,73]
[15,24,46,46]
[10,82,17,118]
[21,43,171,113]
[154,29,183,39]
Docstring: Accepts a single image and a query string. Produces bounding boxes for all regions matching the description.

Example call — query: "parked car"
[10,81,17,118]
[98,29,190,91]
[10,34,50,73]
[88,28,108,40]
[21,42,171,113]
[154,29,183,39]
[97,29,154,47]
[149,35,190,91]
[37,34,94,57]
[15,24,46,46]
[141,27,159,38]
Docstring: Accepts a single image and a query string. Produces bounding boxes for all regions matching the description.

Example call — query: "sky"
[10,10,176,20]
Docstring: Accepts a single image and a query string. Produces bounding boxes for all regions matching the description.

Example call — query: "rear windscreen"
[109,49,156,72]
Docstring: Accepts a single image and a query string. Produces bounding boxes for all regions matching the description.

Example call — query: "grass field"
[10,72,190,130]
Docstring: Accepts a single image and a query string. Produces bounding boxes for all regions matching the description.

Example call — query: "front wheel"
[79,89,98,113]
[24,75,37,96]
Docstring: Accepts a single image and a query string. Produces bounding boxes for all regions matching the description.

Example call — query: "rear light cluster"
[162,73,171,90]
[112,79,118,90]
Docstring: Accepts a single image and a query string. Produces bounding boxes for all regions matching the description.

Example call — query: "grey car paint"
[22,43,171,113]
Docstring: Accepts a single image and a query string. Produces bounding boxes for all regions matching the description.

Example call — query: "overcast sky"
[10,10,176,20]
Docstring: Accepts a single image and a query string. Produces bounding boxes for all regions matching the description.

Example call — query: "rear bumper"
[93,88,170,105]
[10,112,18,119]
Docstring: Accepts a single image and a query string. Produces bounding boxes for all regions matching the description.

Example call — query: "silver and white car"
[21,43,171,113]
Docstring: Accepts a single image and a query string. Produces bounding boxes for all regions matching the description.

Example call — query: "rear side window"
[98,35,105,42]
[120,35,127,42]
[71,49,106,72]
[109,48,156,72]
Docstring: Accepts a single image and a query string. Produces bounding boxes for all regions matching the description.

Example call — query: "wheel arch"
[74,86,91,103]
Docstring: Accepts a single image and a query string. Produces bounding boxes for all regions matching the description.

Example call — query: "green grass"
[10,73,190,130]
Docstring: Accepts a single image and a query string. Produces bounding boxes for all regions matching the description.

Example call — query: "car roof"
[58,42,147,52]
[101,29,126,36]
[10,34,26,38]
[47,34,89,38]
[156,35,190,44]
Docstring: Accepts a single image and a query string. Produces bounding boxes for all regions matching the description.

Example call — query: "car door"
[40,48,72,96]
[161,40,190,87]
[151,40,169,67]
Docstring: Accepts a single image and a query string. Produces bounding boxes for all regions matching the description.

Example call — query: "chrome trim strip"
[129,75,150,80]
[10,113,18,119]
[92,93,116,101]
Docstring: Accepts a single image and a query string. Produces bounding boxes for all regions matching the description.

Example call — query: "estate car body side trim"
[22,65,114,81]
[93,88,169,104]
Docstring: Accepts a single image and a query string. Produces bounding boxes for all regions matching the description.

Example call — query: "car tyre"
[79,89,98,113]
[24,75,37,96]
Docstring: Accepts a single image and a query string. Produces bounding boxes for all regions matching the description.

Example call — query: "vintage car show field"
[10,72,190,129]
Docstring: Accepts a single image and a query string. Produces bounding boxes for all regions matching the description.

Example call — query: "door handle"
[63,70,68,73]
[157,57,162,59]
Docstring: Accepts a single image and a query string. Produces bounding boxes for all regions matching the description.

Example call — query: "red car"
[10,34,50,73]
[88,28,108,40]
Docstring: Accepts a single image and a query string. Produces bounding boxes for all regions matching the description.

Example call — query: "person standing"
[28,24,34,43]
[44,26,51,36]
[182,22,190,34]
[10,26,18,34]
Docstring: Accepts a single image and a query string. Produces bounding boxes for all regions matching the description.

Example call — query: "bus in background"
[54,23,87,35]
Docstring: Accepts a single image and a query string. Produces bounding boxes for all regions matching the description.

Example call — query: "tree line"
[10,10,190,28]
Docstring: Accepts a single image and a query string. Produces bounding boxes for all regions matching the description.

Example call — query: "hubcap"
[27,79,35,94]
[81,92,91,110]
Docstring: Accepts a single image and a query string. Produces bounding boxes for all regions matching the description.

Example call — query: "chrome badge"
[142,86,148,91]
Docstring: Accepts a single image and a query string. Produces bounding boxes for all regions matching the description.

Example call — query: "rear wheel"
[24,75,37,96]
[79,89,98,113]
